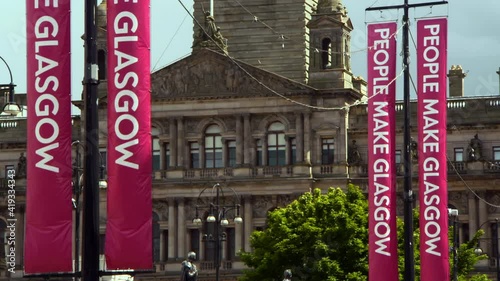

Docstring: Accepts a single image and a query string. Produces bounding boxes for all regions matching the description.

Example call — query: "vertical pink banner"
[25,0,73,274]
[417,17,449,281]
[367,22,399,281]
[105,0,152,270]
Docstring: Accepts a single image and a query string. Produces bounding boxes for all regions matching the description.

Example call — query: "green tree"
[239,185,369,281]
[239,185,488,280]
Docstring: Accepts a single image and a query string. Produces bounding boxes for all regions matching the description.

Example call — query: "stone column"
[198,230,204,260]
[243,114,251,165]
[478,192,488,251]
[177,118,185,168]
[159,140,166,170]
[303,112,311,164]
[222,138,228,167]
[243,196,253,252]
[236,115,243,166]
[235,220,243,256]
[285,137,291,165]
[221,236,227,261]
[177,198,186,258]
[199,138,205,169]
[262,136,268,166]
[295,113,304,163]
[169,119,177,168]
[468,192,477,240]
[168,199,176,259]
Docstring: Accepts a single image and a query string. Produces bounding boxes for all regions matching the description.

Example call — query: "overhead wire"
[152,12,189,72]
[447,155,500,209]
[177,0,405,112]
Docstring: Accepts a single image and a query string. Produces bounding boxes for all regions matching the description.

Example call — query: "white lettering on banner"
[33,3,61,173]
[371,101,391,256]
[421,21,444,258]
[370,27,394,258]
[422,97,442,256]
[422,24,441,93]
[372,28,391,96]
[111,8,141,170]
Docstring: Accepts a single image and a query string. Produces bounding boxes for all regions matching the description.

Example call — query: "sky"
[0,0,499,106]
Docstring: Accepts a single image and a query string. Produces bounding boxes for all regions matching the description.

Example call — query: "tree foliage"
[238,185,489,281]
[239,185,369,281]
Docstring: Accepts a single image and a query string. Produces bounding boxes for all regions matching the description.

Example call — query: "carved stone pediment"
[151,48,315,100]
[307,15,353,31]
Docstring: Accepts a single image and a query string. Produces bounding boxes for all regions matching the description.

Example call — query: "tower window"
[321,38,332,69]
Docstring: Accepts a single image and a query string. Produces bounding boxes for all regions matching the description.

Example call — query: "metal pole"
[75,145,81,280]
[496,219,499,281]
[401,2,414,280]
[215,185,220,281]
[82,0,100,280]
[452,216,458,281]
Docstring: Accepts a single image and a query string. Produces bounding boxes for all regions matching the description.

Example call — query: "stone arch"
[151,120,166,134]
[257,114,291,133]
[196,117,229,134]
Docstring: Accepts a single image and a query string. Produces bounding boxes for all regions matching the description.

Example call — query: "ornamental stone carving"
[253,196,274,218]
[153,200,169,220]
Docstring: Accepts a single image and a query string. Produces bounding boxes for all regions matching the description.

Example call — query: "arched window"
[205,125,223,168]
[152,127,161,171]
[267,122,286,166]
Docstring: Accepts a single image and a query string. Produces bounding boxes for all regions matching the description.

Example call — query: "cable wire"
[447,155,500,209]
[152,13,189,72]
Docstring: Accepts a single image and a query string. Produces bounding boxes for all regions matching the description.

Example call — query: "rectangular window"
[321,138,335,165]
[190,142,200,168]
[290,138,296,165]
[268,133,286,166]
[395,150,402,164]
[227,140,236,167]
[494,147,500,161]
[205,135,223,168]
[454,148,464,162]
[152,138,160,171]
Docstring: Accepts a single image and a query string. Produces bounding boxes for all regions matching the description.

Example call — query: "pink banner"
[105,0,152,270]
[25,0,73,274]
[367,22,399,281]
[417,17,449,281]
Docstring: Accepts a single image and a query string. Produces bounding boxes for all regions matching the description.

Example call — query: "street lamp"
[0,56,21,116]
[192,183,243,281]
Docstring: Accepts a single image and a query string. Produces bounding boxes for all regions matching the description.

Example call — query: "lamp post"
[82,0,100,280]
[72,140,107,280]
[192,183,243,281]
[0,56,21,116]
